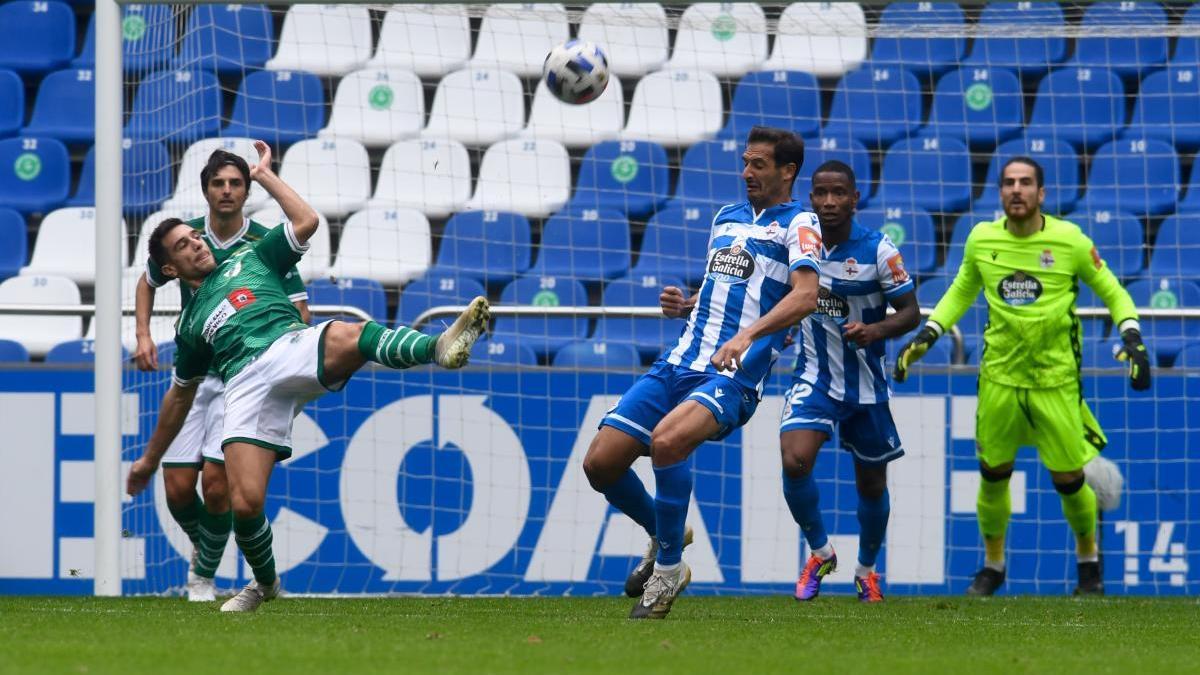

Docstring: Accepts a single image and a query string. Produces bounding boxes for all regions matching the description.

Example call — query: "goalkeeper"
[894,157,1150,596]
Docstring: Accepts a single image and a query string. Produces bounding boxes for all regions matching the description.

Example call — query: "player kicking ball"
[779,162,920,603]
[126,141,490,612]
[583,127,821,619]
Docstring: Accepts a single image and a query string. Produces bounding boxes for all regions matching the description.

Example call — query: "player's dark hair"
[148,217,189,273]
[1000,156,1044,188]
[200,149,251,191]
[811,160,857,190]
[746,126,804,184]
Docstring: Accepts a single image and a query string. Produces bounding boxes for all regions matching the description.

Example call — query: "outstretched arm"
[126,383,198,496]
[710,268,818,372]
[249,140,320,245]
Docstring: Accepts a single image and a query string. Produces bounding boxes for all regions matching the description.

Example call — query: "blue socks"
[857,489,891,568]
[782,471,829,551]
[601,469,656,537]
[652,460,692,565]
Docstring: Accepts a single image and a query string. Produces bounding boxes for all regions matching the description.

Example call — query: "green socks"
[167,493,205,549]
[193,509,233,579]
[234,513,277,585]
[976,475,1011,564]
[357,321,436,369]
[1059,481,1099,543]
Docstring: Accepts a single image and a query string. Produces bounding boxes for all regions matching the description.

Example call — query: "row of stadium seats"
[8,2,1200,82]
[3,268,1198,368]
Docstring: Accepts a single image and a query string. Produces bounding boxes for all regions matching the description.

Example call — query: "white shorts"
[222,322,341,459]
[161,374,225,468]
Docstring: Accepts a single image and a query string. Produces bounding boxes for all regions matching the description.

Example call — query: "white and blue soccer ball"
[542,39,609,105]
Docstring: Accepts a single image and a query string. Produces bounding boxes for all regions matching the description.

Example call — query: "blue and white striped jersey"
[666,201,822,395]
[792,221,914,404]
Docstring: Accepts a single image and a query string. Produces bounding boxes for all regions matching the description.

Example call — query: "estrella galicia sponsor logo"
[997,271,1043,306]
[707,243,755,284]
[816,286,850,319]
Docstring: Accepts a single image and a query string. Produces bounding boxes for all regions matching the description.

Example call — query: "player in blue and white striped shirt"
[582,127,822,619]
[780,161,920,603]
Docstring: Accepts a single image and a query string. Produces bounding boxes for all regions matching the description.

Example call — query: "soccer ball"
[1083,455,1125,511]
[542,39,609,105]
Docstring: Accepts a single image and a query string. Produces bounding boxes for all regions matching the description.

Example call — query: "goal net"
[111,1,1196,597]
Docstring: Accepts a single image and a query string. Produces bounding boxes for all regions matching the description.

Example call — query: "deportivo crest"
[842,257,859,277]
[997,270,1043,306]
[1039,249,1055,269]
[764,221,780,237]
[707,240,755,283]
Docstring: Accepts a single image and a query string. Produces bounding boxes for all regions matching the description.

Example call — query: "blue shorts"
[600,360,759,447]
[778,378,905,465]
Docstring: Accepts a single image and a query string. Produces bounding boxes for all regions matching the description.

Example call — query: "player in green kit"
[894,157,1151,596]
[126,141,490,612]
[130,149,312,602]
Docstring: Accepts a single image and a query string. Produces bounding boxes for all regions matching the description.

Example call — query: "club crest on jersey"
[227,287,256,310]
[707,238,755,284]
[816,286,850,319]
[764,220,780,237]
[842,258,859,277]
[998,270,1043,306]
[1039,249,1055,269]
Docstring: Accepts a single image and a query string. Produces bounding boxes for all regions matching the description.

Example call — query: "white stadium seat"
[22,207,127,284]
[523,75,624,148]
[86,268,181,352]
[164,138,270,213]
[265,5,372,77]
[250,204,332,282]
[467,139,570,218]
[370,139,472,219]
[0,275,82,358]
[278,138,371,219]
[423,68,526,147]
[330,207,431,285]
[623,69,723,147]
[129,208,207,273]
[577,3,669,78]
[764,3,868,77]
[320,69,425,148]
[368,4,471,78]
[668,3,767,78]
[470,3,570,77]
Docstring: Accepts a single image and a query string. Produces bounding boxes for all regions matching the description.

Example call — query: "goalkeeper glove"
[1114,327,1151,391]
[893,325,939,383]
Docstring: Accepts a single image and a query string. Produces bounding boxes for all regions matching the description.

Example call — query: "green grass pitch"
[2,596,1196,674]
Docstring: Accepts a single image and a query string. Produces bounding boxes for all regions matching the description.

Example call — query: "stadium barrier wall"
[0,367,1193,596]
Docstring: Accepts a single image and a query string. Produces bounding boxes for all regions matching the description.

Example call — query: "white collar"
[204,214,250,250]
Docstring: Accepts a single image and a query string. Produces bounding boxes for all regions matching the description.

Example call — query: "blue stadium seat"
[632,199,713,288]
[21,69,94,145]
[916,277,987,360]
[530,207,631,284]
[963,2,1067,78]
[875,136,972,215]
[975,135,1082,215]
[306,278,388,323]
[570,140,670,220]
[793,135,871,208]
[0,209,27,281]
[69,140,173,216]
[0,338,29,362]
[1174,342,1200,369]
[1068,1,1168,83]
[1065,209,1145,279]
[493,274,591,359]
[1026,67,1126,152]
[0,1,74,75]
[1171,4,1200,68]
[926,67,1023,151]
[125,69,223,145]
[223,70,326,147]
[1080,137,1178,218]
[1123,278,1200,366]
[869,2,966,82]
[0,70,23,138]
[45,339,128,363]
[73,5,177,72]
[942,209,1003,279]
[468,336,539,368]
[174,4,274,75]
[395,273,487,333]
[676,139,743,206]
[823,64,923,150]
[0,137,70,214]
[1148,213,1200,281]
[552,340,642,369]
[718,70,821,141]
[1179,162,1200,214]
[594,274,685,359]
[431,211,531,287]
[1126,68,1200,154]
[856,206,938,275]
